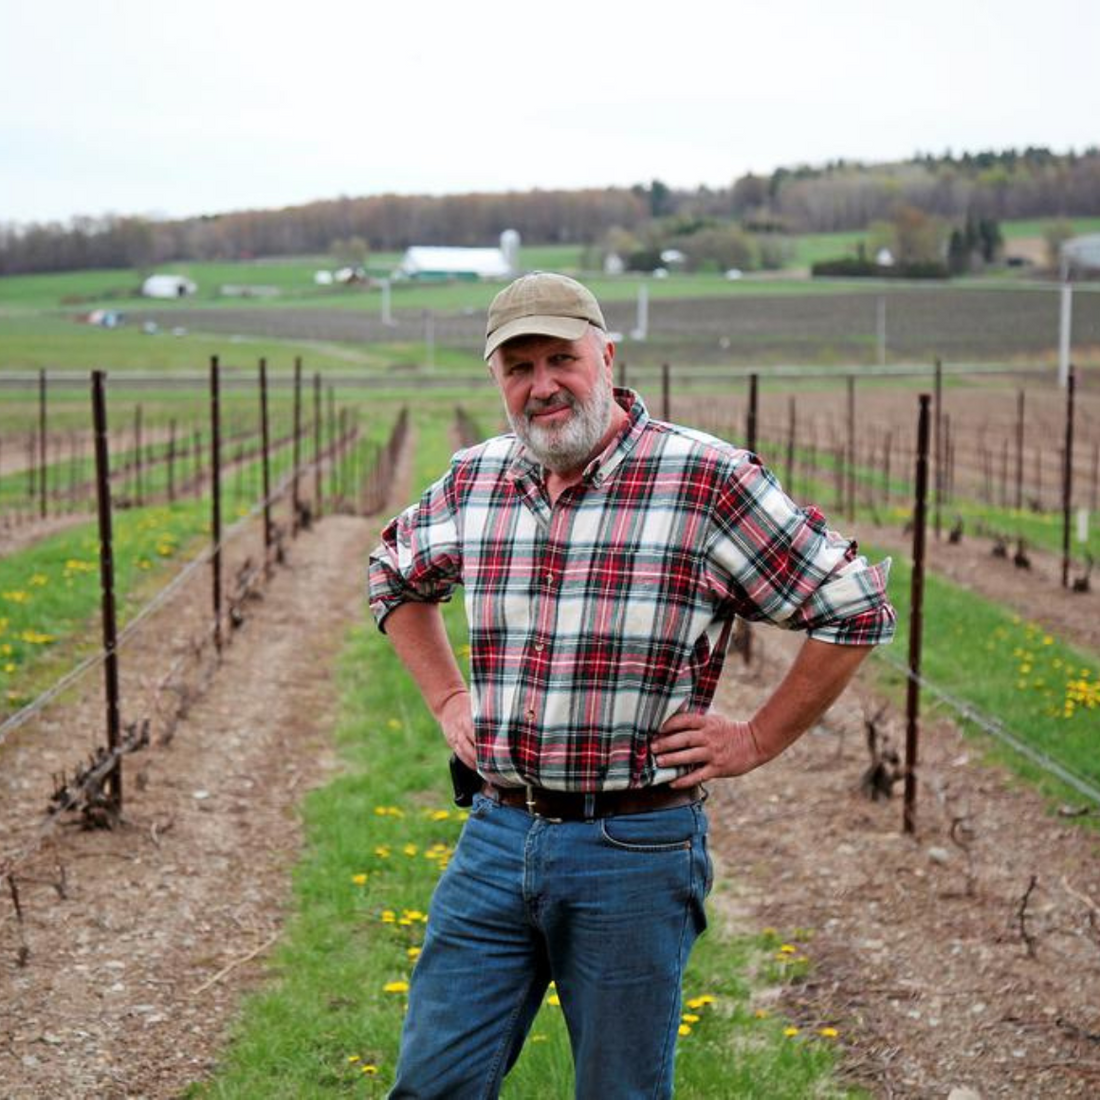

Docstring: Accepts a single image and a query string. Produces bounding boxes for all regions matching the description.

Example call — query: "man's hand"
[652,639,874,789]
[439,689,477,770]
[651,712,766,789]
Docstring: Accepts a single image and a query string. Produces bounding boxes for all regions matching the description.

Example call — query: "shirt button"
[526,708,535,719]
[534,642,545,652]
[545,571,555,584]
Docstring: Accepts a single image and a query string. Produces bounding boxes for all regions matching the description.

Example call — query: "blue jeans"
[389,792,712,1099]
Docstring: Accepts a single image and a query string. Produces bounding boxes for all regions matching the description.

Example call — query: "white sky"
[1,0,1097,226]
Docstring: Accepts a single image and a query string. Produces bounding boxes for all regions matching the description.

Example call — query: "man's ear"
[603,340,616,378]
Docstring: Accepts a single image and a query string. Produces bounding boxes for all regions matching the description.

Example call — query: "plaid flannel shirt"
[369,390,895,792]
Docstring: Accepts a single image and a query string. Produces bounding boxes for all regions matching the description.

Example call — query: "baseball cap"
[484,272,606,360]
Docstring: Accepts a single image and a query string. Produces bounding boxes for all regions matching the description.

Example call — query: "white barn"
[1064,234,1100,274]
[142,274,197,299]
[395,246,513,281]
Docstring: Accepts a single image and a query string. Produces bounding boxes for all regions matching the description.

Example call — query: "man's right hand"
[439,689,477,770]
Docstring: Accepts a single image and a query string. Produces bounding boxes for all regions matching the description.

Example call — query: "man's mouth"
[527,399,573,425]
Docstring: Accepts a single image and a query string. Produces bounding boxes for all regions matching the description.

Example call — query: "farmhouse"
[1064,233,1100,274]
[142,274,197,299]
[395,246,513,281]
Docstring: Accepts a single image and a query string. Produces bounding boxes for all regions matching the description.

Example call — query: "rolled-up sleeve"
[704,454,896,647]
[368,468,463,632]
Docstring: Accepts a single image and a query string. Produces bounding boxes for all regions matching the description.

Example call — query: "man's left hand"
[651,712,766,789]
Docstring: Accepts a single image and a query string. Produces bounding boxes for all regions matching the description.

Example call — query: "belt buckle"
[524,785,563,823]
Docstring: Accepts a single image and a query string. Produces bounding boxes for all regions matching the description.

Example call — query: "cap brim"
[484,315,591,361]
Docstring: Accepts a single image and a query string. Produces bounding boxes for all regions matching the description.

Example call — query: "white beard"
[508,369,614,474]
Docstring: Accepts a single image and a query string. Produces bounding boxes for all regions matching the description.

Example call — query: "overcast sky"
[2,0,1097,226]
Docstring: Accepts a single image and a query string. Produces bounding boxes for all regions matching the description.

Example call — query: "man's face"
[491,329,615,475]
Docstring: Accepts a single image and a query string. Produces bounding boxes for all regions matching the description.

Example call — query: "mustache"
[524,393,575,418]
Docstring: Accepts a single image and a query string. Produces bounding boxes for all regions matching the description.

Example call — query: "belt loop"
[583,792,596,820]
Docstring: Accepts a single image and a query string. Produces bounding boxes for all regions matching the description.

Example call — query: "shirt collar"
[506,388,649,489]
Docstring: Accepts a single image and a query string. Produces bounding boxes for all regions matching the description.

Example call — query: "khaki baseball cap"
[484,272,606,360]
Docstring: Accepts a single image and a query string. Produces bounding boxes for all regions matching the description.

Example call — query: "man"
[369,273,895,1098]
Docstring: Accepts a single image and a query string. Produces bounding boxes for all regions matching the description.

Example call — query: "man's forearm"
[384,602,468,719]
[749,637,872,764]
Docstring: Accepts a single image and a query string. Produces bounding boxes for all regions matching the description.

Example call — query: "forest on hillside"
[2,147,1098,276]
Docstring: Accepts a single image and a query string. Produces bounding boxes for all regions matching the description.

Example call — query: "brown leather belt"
[481,781,701,822]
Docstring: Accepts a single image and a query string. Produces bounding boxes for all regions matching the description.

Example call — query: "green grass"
[0,501,210,712]
[0,314,397,373]
[867,541,1099,802]
[999,216,1100,240]
[788,231,870,268]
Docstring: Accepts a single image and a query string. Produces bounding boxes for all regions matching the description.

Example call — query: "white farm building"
[395,246,514,281]
[142,274,197,299]
[1064,234,1100,274]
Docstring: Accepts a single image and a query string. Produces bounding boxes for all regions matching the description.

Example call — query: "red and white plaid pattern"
[369,390,895,792]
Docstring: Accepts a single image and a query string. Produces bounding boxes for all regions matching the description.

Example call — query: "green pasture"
[999,215,1100,240]
[0,315,397,373]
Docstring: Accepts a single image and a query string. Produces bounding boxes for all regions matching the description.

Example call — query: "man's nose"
[529,362,559,400]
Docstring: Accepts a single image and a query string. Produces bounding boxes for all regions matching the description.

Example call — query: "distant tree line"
[1,147,1098,276]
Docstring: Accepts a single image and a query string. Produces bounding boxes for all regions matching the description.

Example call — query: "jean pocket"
[599,807,696,853]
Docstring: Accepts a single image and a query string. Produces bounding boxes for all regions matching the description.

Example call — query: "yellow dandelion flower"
[383,980,409,994]
[387,718,401,730]
[754,1009,770,1019]
[681,1013,700,1024]
[779,943,797,954]
[819,1027,839,1039]
[403,844,418,857]
[407,947,421,961]
[685,995,716,1009]
[678,1024,692,1036]
[29,574,48,587]
[430,809,451,821]
[375,845,391,858]
[351,873,368,886]
[784,1026,800,1037]
[3,663,15,674]
[381,910,396,923]
[348,1055,361,1063]
[1043,635,1053,646]
[362,1064,378,1075]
